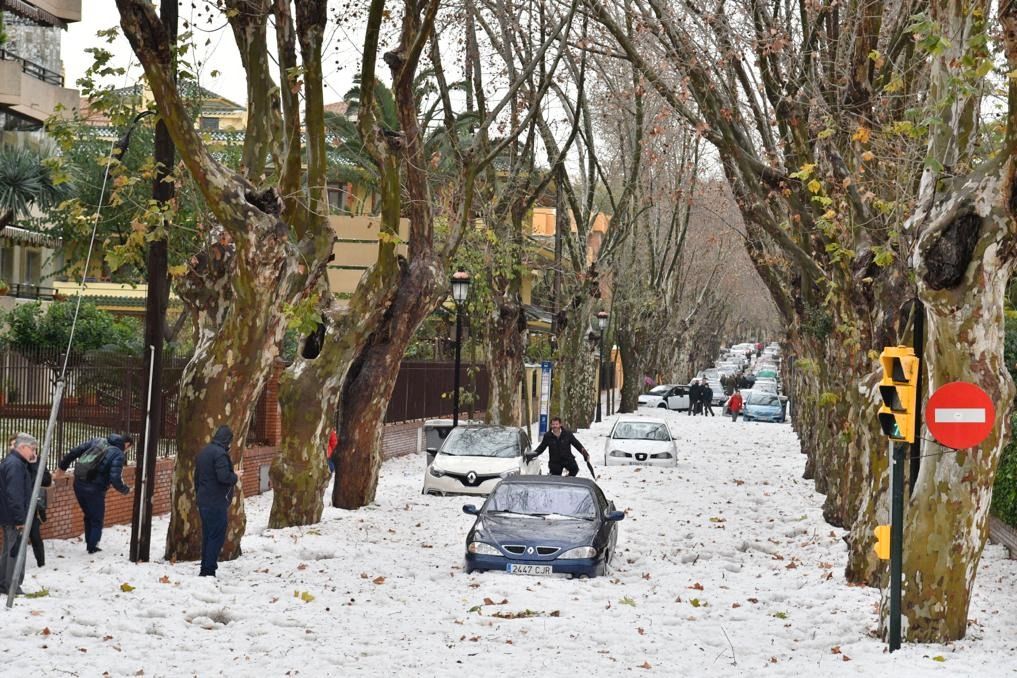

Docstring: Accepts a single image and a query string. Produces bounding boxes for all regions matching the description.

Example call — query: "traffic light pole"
[889,440,904,652]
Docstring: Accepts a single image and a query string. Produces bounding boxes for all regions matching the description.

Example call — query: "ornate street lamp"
[595,311,609,423]
[451,271,471,426]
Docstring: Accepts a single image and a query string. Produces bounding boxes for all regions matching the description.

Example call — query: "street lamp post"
[595,311,609,423]
[451,271,471,427]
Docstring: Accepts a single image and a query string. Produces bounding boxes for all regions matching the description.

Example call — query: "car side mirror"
[604,510,625,522]
[462,504,480,515]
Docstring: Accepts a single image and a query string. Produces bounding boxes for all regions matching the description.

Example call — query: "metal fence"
[385,361,490,422]
[0,350,492,469]
[0,347,187,469]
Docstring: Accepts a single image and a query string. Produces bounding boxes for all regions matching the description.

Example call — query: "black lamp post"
[595,310,609,423]
[451,271,471,426]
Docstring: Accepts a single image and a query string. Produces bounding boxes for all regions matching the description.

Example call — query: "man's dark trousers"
[73,481,106,552]
[549,457,580,476]
[199,504,228,576]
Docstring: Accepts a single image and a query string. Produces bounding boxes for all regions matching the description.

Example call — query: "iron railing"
[0,48,64,86]
[0,347,186,469]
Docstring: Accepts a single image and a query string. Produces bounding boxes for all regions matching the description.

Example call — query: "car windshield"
[745,392,781,407]
[438,427,519,458]
[486,483,597,519]
[647,385,671,395]
[612,422,671,441]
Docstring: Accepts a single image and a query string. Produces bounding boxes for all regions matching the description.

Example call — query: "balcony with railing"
[0,47,77,123]
[1,0,81,26]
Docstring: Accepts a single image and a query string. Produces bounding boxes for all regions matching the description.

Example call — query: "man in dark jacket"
[1,433,39,594]
[688,380,702,416]
[702,381,716,416]
[526,417,589,476]
[59,434,132,554]
[195,425,239,577]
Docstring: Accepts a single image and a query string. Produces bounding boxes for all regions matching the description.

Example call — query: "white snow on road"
[3,410,1016,677]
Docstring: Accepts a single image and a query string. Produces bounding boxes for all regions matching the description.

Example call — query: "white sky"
[61,1,365,108]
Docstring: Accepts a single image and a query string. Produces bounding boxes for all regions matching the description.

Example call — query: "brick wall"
[40,421,425,542]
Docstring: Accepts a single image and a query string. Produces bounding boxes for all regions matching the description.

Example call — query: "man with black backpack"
[58,434,132,554]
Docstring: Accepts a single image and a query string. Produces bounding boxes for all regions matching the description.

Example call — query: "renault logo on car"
[466,471,477,484]
[527,546,534,555]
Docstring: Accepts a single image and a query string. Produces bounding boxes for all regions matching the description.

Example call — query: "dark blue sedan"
[462,475,623,578]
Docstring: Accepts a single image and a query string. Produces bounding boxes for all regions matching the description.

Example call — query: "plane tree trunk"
[116,0,333,559]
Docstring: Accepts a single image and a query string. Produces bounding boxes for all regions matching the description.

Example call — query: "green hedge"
[993,415,1017,527]
[993,315,1017,527]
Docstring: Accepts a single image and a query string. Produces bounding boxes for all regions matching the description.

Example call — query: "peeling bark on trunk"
[117,0,332,561]
[896,172,1015,641]
[270,361,335,528]
[484,289,525,425]
[333,257,443,508]
[557,294,598,429]
[166,296,290,560]
[617,330,643,413]
[270,270,399,527]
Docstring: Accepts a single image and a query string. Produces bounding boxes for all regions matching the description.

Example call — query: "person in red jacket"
[326,430,338,474]
[727,391,744,422]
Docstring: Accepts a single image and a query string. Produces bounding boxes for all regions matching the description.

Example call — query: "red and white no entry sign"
[926,381,996,450]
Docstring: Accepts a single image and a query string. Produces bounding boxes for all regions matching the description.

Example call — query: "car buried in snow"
[461,476,623,578]
[603,417,677,467]
[422,425,541,496]
[741,389,786,423]
[637,383,690,410]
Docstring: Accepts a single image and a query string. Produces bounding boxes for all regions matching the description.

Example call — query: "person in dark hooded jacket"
[58,434,132,554]
[1,433,39,595]
[195,425,238,577]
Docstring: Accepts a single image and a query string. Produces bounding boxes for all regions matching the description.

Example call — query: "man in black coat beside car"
[526,417,590,477]
[195,425,239,577]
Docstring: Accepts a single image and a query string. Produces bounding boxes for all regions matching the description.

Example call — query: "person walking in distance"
[727,390,744,422]
[195,425,238,577]
[0,433,40,595]
[58,434,132,554]
[689,379,702,416]
[526,417,590,476]
[702,380,716,416]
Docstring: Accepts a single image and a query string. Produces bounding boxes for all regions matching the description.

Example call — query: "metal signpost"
[539,361,552,436]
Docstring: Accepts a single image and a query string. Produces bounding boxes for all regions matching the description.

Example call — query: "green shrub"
[992,415,1017,527]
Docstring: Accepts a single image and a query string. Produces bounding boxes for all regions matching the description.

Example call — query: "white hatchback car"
[603,418,678,467]
[422,425,541,496]
[638,384,691,411]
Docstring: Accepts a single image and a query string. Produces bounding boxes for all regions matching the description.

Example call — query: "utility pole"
[130,0,175,563]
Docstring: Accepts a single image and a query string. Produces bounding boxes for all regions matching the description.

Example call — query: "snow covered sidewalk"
[3,410,1015,676]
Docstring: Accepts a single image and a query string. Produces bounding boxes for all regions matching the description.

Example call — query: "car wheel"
[658,403,667,408]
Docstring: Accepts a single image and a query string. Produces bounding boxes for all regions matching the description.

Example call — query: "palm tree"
[0,146,70,229]
[325,72,477,208]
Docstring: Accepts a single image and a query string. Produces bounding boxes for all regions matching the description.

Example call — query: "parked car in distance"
[423,425,540,496]
[742,390,786,422]
[462,475,623,578]
[638,384,690,410]
[603,418,677,467]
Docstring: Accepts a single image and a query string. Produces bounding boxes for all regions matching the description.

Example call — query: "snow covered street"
[3,410,1016,677]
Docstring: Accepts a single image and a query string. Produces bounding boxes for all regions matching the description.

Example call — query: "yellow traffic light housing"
[873,524,891,560]
[877,346,919,444]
